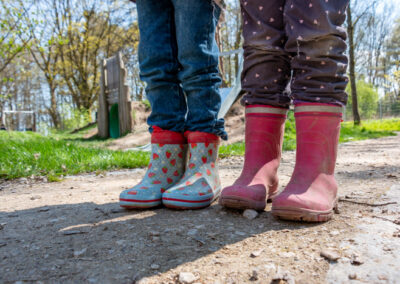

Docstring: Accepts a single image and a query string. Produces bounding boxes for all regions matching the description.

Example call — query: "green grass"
[0,131,149,180]
[219,116,400,157]
[1,117,399,180]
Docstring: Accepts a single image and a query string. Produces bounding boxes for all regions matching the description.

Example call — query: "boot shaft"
[294,103,342,175]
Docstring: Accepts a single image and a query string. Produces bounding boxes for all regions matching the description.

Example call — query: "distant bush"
[346,80,379,119]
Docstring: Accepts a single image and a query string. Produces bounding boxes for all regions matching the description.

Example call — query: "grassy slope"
[0,131,149,180]
[1,117,399,180]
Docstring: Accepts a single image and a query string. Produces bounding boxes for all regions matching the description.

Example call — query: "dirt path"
[1,134,399,284]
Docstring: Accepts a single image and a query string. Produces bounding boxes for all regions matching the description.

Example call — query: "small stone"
[320,249,341,261]
[0,223,5,230]
[178,272,197,284]
[272,267,295,284]
[281,252,296,258]
[350,255,364,265]
[234,231,246,236]
[149,231,160,236]
[329,230,340,236]
[249,270,258,281]
[378,275,388,280]
[73,248,87,257]
[150,264,160,270]
[348,273,357,280]
[116,240,126,246]
[250,249,263,258]
[38,207,50,212]
[187,229,198,236]
[30,195,42,200]
[0,242,6,247]
[243,209,258,220]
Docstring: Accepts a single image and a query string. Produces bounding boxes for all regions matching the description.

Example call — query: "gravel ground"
[0,133,399,284]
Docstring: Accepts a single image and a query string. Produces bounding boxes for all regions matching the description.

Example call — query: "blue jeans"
[136,0,227,140]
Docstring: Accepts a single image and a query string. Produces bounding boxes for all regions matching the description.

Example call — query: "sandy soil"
[0,133,399,284]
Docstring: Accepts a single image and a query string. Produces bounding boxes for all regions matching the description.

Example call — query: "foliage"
[59,104,93,131]
[0,0,30,74]
[0,131,149,180]
[346,80,379,119]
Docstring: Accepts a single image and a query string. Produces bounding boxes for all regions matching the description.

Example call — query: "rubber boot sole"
[162,189,221,210]
[119,198,161,209]
[272,199,338,222]
[219,187,281,211]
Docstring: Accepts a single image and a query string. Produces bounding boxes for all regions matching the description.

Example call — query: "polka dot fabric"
[240,0,349,107]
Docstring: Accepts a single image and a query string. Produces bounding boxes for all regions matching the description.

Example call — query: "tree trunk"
[346,5,361,125]
[48,84,60,128]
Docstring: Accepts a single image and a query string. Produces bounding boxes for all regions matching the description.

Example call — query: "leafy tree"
[0,0,31,74]
[346,80,379,119]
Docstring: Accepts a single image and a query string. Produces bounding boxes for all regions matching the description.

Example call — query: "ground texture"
[1,134,399,284]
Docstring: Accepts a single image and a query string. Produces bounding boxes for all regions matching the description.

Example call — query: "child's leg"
[161,0,224,209]
[272,0,349,222]
[240,0,291,107]
[220,0,289,210]
[173,0,227,140]
[284,0,349,105]
[120,0,187,209]
[136,0,187,133]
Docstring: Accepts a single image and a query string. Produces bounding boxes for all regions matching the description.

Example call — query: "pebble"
[73,248,87,257]
[187,229,198,236]
[243,209,258,220]
[281,252,296,258]
[0,242,6,247]
[320,249,341,261]
[234,231,246,236]
[249,270,258,281]
[38,207,50,212]
[30,195,42,200]
[250,249,263,258]
[179,272,197,284]
[150,264,160,270]
[348,273,357,280]
[272,266,295,284]
[329,230,340,236]
[350,255,364,265]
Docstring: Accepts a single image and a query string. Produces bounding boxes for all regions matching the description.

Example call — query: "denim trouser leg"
[136,0,187,133]
[173,0,227,140]
[240,0,349,107]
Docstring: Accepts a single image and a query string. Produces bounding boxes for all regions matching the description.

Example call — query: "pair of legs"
[220,0,350,222]
[120,0,225,209]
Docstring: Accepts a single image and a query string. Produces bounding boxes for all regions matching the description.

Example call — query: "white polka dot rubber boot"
[119,127,186,209]
[162,131,221,209]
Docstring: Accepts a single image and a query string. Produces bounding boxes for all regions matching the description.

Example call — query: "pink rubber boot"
[272,103,342,222]
[219,105,288,210]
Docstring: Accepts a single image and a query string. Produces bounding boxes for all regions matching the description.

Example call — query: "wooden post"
[117,52,134,136]
[98,59,109,138]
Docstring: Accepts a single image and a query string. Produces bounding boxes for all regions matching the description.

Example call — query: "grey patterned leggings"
[240,0,350,108]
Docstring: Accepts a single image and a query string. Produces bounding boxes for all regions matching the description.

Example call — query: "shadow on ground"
[0,201,320,283]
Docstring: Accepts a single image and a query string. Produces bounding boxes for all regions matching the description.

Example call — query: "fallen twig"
[372,215,400,225]
[339,198,397,207]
